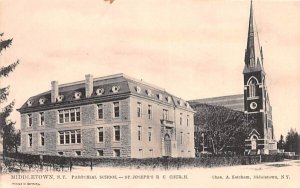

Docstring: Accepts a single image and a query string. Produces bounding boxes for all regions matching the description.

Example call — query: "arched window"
[251,135,258,140]
[249,79,256,98]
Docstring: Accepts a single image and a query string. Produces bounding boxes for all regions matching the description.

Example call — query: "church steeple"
[243,0,277,155]
[243,0,264,74]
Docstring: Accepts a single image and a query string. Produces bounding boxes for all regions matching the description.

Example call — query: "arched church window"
[249,80,256,98]
[251,135,258,140]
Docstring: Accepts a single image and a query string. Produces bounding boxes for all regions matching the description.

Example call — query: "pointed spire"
[243,0,264,74]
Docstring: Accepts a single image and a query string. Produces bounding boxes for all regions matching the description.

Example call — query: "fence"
[1,152,285,173]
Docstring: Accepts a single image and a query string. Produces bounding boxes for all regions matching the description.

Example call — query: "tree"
[0,33,20,153]
[284,129,300,154]
[191,103,256,155]
[3,124,20,153]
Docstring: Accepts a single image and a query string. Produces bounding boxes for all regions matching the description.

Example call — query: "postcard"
[0,0,299,188]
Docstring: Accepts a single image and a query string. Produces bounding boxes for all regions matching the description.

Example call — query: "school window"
[64,110,69,123]
[77,130,81,143]
[40,132,45,146]
[148,127,152,142]
[138,126,142,141]
[97,150,104,157]
[40,112,45,126]
[70,109,75,122]
[114,126,120,141]
[28,134,33,147]
[180,113,183,125]
[137,102,142,118]
[180,132,183,144]
[28,114,33,127]
[187,115,190,126]
[98,127,104,142]
[76,108,80,121]
[163,109,169,120]
[58,108,80,124]
[97,104,104,119]
[65,131,70,144]
[113,102,120,118]
[148,105,152,119]
[70,130,75,143]
[58,130,81,145]
[59,111,63,124]
[113,149,120,157]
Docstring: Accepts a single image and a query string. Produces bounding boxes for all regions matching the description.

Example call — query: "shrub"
[1,153,286,172]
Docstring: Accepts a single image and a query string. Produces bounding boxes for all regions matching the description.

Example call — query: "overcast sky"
[1,0,299,139]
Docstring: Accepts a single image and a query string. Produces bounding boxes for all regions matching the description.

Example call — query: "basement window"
[113,149,120,157]
[75,151,81,156]
[57,152,64,156]
[97,150,104,157]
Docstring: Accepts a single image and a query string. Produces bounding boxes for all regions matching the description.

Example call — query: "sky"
[1,0,300,140]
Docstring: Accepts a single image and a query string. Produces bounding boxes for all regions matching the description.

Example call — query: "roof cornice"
[17,92,131,114]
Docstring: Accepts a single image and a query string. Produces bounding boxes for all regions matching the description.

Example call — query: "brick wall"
[45,131,57,155]
[129,96,195,158]
[45,110,57,129]
[81,105,96,125]
[20,134,26,152]
[19,96,194,158]
[172,108,195,157]
[82,128,96,156]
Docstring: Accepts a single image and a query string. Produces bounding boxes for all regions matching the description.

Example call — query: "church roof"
[243,0,265,74]
[189,94,244,112]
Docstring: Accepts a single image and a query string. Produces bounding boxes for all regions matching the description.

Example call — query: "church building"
[17,74,195,158]
[190,1,277,155]
[242,1,277,154]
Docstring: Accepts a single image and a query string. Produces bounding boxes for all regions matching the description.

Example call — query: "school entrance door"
[164,134,171,156]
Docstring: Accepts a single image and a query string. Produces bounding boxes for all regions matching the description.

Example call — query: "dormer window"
[167,96,172,103]
[158,93,163,100]
[179,100,184,106]
[186,102,190,108]
[96,88,105,96]
[146,89,152,97]
[57,95,64,102]
[74,92,82,100]
[27,100,33,107]
[39,98,45,105]
[112,86,120,93]
[135,86,141,93]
